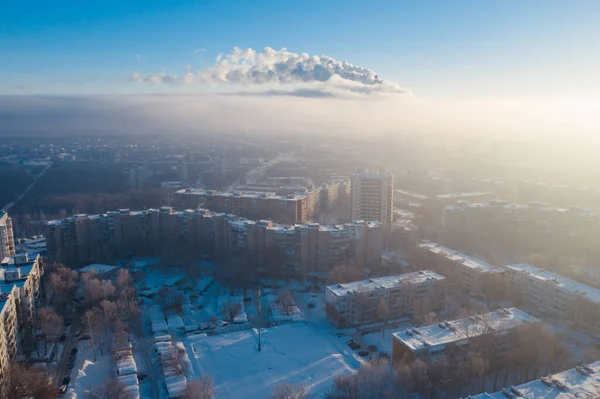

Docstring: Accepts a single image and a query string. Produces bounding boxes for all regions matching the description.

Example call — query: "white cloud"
[131,47,410,97]
[194,48,206,54]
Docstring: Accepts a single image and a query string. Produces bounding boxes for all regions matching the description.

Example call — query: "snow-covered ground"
[65,340,112,398]
[184,323,361,399]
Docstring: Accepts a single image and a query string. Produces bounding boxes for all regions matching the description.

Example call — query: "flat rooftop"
[393,308,539,351]
[507,263,600,304]
[327,270,445,298]
[175,188,307,201]
[419,242,504,274]
[472,359,600,399]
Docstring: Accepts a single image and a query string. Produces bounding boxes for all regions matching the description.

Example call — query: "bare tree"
[328,264,363,284]
[219,301,243,322]
[377,298,390,338]
[82,308,100,360]
[0,363,58,399]
[48,263,78,312]
[36,307,65,356]
[278,290,295,316]
[184,376,214,399]
[326,359,397,399]
[116,269,133,290]
[86,376,134,399]
[158,287,186,317]
[271,383,311,399]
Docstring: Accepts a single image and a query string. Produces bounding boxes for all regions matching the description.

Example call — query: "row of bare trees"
[81,269,140,359]
[0,364,58,399]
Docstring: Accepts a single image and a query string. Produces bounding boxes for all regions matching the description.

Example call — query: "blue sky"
[2,0,599,98]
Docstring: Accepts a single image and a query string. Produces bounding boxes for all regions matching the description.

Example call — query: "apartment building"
[174,187,321,224]
[351,171,394,225]
[0,253,44,389]
[0,212,15,260]
[392,307,540,365]
[472,359,600,399]
[45,208,384,277]
[506,263,600,336]
[418,242,506,301]
[325,270,447,328]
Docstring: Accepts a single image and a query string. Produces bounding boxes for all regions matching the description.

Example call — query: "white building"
[351,171,394,225]
[0,212,15,260]
[472,359,600,398]
[392,307,540,365]
[506,263,600,336]
[325,270,447,328]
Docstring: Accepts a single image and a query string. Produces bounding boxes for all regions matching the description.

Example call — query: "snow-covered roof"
[507,263,600,305]
[393,308,539,351]
[419,242,505,274]
[472,360,600,398]
[327,270,445,298]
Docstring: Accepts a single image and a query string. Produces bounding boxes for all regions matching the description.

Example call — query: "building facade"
[351,171,394,225]
[325,271,447,328]
[392,307,540,365]
[44,208,384,278]
[0,212,15,260]
[506,263,600,337]
[0,253,44,390]
[417,242,506,302]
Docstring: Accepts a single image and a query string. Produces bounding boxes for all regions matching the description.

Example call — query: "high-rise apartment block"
[351,171,394,225]
[417,242,506,301]
[392,307,540,365]
[0,254,44,390]
[0,212,15,260]
[44,208,384,279]
[506,263,600,336]
[325,271,447,328]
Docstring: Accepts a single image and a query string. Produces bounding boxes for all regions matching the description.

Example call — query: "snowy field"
[65,340,111,398]
[185,323,362,399]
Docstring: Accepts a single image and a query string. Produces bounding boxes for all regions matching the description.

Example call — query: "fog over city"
[2,1,600,399]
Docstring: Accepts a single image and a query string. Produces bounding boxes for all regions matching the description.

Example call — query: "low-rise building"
[325,271,447,328]
[471,360,600,399]
[418,242,506,302]
[506,263,600,336]
[392,307,540,365]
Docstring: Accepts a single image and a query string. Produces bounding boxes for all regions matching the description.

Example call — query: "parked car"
[67,362,74,370]
[74,330,82,337]
[70,348,78,356]
[59,385,67,394]
[62,376,70,386]
[137,372,148,381]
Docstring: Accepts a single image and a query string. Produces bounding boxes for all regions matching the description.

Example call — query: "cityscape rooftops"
[472,359,600,399]
[327,270,445,298]
[507,263,600,304]
[393,308,539,351]
[175,188,308,201]
[419,242,504,274]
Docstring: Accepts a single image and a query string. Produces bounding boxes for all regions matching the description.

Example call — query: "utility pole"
[256,288,262,352]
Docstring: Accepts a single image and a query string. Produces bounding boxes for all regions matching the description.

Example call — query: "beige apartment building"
[392,307,540,365]
[418,242,506,302]
[174,187,321,224]
[350,171,394,225]
[0,253,44,389]
[325,270,447,328]
[0,212,15,260]
[506,263,600,337]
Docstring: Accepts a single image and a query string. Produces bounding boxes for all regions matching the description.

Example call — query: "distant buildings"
[392,307,540,365]
[44,208,384,280]
[325,271,447,328]
[174,187,322,224]
[506,263,600,337]
[0,212,15,260]
[351,171,394,225]
[0,254,44,388]
[472,359,600,399]
[418,242,506,302]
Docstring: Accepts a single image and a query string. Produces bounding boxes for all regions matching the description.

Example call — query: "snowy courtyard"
[185,323,362,399]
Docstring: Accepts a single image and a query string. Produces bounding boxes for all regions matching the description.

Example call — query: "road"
[133,335,160,399]
[2,163,51,212]
[53,305,83,387]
